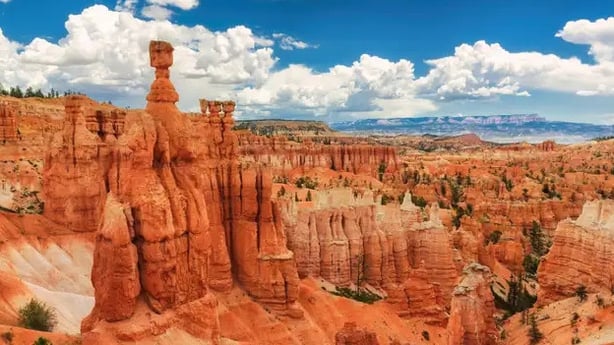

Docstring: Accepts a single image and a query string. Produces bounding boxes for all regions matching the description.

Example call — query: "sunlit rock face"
[81,40,301,343]
[537,200,614,305]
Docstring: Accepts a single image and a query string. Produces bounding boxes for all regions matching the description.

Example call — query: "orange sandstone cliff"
[537,199,614,305]
[80,41,303,343]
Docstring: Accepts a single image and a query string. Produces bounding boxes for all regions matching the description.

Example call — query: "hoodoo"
[81,40,302,343]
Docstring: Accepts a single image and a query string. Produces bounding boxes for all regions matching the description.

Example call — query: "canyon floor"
[1,41,614,345]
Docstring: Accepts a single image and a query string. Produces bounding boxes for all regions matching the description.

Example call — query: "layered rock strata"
[537,200,614,305]
[85,109,126,140]
[280,190,457,323]
[43,95,106,232]
[335,322,379,345]
[237,132,398,177]
[80,40,302,340]
[0,101,19,143]
[447,263,497,345]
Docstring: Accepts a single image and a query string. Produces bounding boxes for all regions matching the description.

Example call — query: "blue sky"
[1,0,614,124]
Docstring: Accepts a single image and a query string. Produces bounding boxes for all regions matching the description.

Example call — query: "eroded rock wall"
[537,200,614,305]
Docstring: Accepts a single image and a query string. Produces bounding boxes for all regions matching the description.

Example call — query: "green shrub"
[575,285,588,302]
[571,312,579,326]
[330,286,382,304]
[32,337,52,345]
[295,176,318,189]
[381,193,394,205]
[18,299,57,332]
[485,230,502,245]
[411,195,427,208]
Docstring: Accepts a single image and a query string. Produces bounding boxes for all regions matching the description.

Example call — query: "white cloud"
[0,5,276,110]
[115,0,138,12]
[116,0,199,20]
[272,33,317,50]
[416,37,614,99]
[0,0,11,3]
[236,54,435,118]
[556,17,614,63]
[146,0,199,10]
[141,4,173,20]
[4,9,614,120]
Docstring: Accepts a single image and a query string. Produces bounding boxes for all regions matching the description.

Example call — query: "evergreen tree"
[528,313,543,344]
[529,221,545,256]
[24,87,34,97]
[10,86,23,98]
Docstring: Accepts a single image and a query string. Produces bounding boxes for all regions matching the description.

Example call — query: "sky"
[1,0,614,124]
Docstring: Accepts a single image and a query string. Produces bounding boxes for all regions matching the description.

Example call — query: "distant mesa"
[331,114,614,144]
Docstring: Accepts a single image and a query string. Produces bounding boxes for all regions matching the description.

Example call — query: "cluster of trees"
[0,84,83,99]
[522,221,550,277]
[295,176,318,189]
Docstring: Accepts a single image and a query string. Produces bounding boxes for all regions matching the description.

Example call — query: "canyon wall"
[537,200,614,305]
[237,132,399,178]
[280,190,458,323]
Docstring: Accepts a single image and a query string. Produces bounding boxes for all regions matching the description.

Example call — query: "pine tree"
[528,313,543,344]
[529,221,545,255]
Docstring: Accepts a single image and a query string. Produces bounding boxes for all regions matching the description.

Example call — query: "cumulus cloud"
[272,33,317,50]
[236,54,435,118]
[146,0,199,10]
[116,0,199,19]
[556,17,614,63]
[416,36,614,99]
[115,0,138,12]
[141,4,173,20]
[3,8,614,120]
[1,5,276,110]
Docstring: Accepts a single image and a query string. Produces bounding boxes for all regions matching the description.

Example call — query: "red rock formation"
[447,263,497,345]
[335,322,379,345]
[85,109,126,140]
[82,194,139,327]
[536,140,555,151]
[281,192,458,320]
[394,264,447,325]
[83,40,302,342]
[537,200,614,305]
[0,101,19,143]
[43,95,106,232]
[237,132,398,178]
